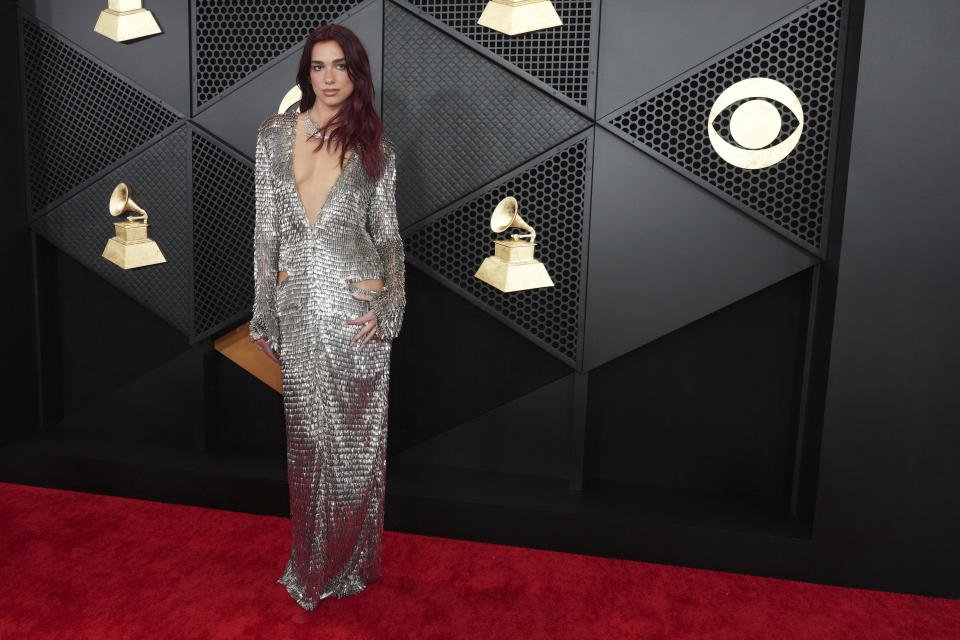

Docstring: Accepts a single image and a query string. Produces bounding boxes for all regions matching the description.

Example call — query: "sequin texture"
[249,113,405,610]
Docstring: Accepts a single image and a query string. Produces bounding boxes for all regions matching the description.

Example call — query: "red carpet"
[0,481,956,639]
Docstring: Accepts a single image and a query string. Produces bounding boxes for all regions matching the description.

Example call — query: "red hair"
[296,24,385,179]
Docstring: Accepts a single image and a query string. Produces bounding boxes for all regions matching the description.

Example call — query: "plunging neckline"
[290,115,355,229]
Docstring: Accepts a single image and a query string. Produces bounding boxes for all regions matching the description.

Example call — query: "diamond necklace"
[303,110,330,142]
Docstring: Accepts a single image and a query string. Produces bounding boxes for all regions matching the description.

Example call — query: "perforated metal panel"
[20,17,180,216]
[602,0,842,251]
[30,126,194,335]
[191,0,384,161]
[191,127,256,339]
[584,128,818,370]
[383,1,590,230]
[404,132,592,366]
[406,0,596,110]
[192,0,364,109]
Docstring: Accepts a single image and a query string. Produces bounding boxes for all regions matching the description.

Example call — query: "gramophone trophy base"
[475,240,554,292]
[477,1,563,36]
[102,221,166,269]
[94,5,162,42]
[114,220,148,243]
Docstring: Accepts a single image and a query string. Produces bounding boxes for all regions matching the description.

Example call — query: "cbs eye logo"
[707,78,803,170]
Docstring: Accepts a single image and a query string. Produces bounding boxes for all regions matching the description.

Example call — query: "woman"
[249,24,405,610]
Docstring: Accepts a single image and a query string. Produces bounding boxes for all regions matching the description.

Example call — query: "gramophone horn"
[475,195,553,292]
[489,196,535,238]
[109,182,148,219]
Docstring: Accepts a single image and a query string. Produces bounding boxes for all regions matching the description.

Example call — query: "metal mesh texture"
[30,126,194,335]
[191,128,256,339]
[20,17,180,216]
[193,0,363,109]
[383,1,590,230]
[603,0,842,250]
[406,0,595,108]
[404,132,591,365]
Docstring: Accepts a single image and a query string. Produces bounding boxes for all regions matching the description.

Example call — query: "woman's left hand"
[346,291,378,347]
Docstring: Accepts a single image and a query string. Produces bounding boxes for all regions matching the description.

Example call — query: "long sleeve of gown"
[249,123,281,355]
[367,143,406,340]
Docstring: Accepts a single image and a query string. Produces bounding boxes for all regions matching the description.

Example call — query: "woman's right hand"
[254,337,280,365]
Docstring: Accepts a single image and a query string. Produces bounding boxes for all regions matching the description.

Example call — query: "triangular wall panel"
[20,16,181,216]
[583,128,818,370]
[406,0,597,113]
[595,0,812,117]
[601,0,843,253]
[22,0,192,115]
[404,131,592,367]
[383,1,591,230]
[193,0,384,160]
[31,125,194,336]
[191,46,305,161]
[191,127,256,339]
[192,0,366,111]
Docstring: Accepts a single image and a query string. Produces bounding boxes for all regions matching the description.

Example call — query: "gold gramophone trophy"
[102,182,166,269]
[474,196,554,292]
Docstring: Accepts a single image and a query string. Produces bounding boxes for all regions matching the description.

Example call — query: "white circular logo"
[707,78,803,170]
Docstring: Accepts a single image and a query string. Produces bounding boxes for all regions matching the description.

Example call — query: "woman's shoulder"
[378,135,396,160]
[357,136,396,173]
[257,112,297,142]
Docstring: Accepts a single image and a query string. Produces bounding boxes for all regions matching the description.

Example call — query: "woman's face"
[309,40,354,111]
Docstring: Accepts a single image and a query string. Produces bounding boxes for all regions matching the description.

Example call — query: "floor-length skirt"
[275,281,391,610]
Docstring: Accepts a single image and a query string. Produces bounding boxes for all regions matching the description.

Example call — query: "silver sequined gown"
[249,113,405,610]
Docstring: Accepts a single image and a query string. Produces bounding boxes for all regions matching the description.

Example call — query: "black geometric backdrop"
[407,0,597,112]
[602,0,843,252]
[30,124,194,335]
[20,0,850,366]
[192,0,365,110]
[20,16,180,216]
[13,0,865,587]
[191,127,256,338]
[383,1,590,230]
[405,132,592,365]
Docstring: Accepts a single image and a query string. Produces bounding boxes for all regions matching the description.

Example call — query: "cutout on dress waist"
[349,278,383,301]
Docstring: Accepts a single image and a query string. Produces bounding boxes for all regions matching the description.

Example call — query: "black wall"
[1,0,36,442]
[3,0,958,600]
[812,0,960,595]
